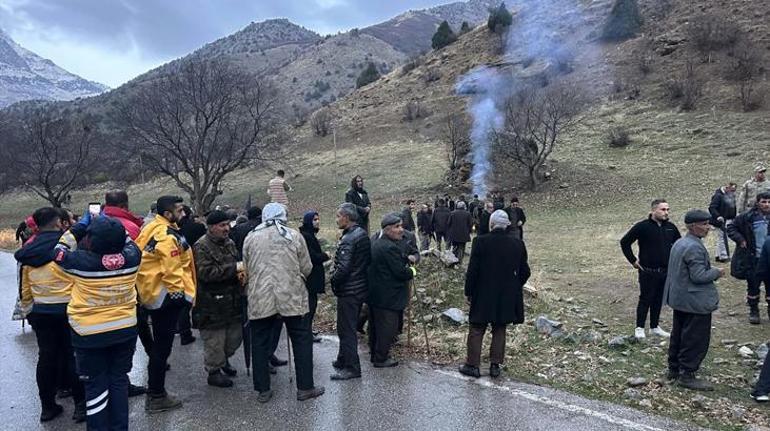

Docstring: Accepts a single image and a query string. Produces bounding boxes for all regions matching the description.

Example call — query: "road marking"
[436,370,667,431]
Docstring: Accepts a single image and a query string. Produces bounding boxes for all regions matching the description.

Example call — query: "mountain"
[0,29,109,107]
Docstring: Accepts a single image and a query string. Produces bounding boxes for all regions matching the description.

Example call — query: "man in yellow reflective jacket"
[134,195,196,413]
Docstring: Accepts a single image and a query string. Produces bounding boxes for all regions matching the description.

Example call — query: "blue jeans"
[75,337,136,431]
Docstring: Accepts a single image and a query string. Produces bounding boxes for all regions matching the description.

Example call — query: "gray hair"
[456,201,466,210]
[337,203,359,222]
[490,210,511,230]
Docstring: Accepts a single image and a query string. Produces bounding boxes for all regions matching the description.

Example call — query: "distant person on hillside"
[727,192,770,324]
[400,199,416,232]
[431,199,451,251]
[417,204,433,251]
[267,169,292,206]
[620,199,681,340]
[708,182,737,262]
[345,175,372,233]
[663,209,724,391]
[738,164,770,214]
[459,210,530,379]
[447,201,472,264]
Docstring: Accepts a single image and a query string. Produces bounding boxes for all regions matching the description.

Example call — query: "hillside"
[0,29,108,107]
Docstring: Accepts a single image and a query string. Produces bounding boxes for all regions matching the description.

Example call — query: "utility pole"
[333,128,338,190]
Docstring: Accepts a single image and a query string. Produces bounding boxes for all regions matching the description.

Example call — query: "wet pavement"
[0,251,703,430]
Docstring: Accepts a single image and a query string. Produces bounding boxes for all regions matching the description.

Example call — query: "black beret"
[206,210,230,226]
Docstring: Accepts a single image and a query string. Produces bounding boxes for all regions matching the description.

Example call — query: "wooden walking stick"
[286,331,294,384]
[406,280,413,347]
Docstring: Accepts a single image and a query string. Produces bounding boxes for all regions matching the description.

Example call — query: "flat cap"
[756,164,767,173]
[381,212,402,229]
[684,209,711,224]
[206,210,230,226]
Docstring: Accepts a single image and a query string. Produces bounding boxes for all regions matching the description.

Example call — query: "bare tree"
[118,59,283,214]
[310,107,333,137]
[493,84,585,189]
[725,39,765,112]
[2,107,95,207]
[687,13,742,63]
[663,59,703,111]
[443,113,470,173]
[403,100,426,122]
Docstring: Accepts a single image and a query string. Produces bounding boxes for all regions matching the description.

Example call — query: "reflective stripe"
[65,266,139,278]
[184,292,194,304]
[71,316,137,335]
[87,399,108,416]
[33,295,70,304]
[86,390,108,407]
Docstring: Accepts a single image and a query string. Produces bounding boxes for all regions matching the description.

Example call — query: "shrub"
[487,2,513,34]
[311,108,333,137]
[724,39,766,112]
[663,61,703,111]
[356,62,381,88]
[401,55,423,76]
[552,48,574,74]
[432,21,458,50]
[423,68,441,84]
[607,127,631,147]
[601,0,643,41]
[687,14,742,62]
[402,100,427,122]
[460,22,471,34]
[350,28,360,38]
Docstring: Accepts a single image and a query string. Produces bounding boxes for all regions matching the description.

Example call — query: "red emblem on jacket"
[102,253,126,270]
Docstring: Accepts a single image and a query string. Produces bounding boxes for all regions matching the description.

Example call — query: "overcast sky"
[0,0,446,88]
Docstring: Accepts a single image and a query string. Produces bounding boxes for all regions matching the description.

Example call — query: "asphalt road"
[0,251,703,431]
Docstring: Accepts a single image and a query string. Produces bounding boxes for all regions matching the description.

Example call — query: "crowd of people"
[619,163,770,399]
[12,162,770,430]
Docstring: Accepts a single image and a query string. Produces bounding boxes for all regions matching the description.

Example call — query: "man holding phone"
[135,196,196,414]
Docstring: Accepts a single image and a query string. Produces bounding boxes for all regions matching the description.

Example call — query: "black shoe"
[666,369,679,382]
[373,358,399,368]
[458,364,481,378]
[489,363,501,378]
[222,361,237,377]
[331,360,344,370]
[270,355,288,367]
[180,333,196,345]
[40,404,63,422]
[749,305,761,325]
[128,383,147,397]
[269,364,277,375]
[677,372,714,391]
[330,369,361,380]
[72,401,86,423]
[56,389,72,399]
[207,370,234,388]
[297,386,325,401]
[257,390,273,403]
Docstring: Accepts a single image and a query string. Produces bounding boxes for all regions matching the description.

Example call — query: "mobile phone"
[88,202,101,217]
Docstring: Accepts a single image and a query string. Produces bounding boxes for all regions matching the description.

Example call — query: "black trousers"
[753,347,770,396]
[636,270,666,328]
[336,294,365,374]
[136,305,154,356]
[368,307,401,363]
[308,291,319,327]
[28,313,85,408]
[177,301,193,337]
[435,232,447,251]
[147,299,184,395]
[451,242,467,264]
[250,314,314,392]
[668,310,711,373]
[746,266,769,306]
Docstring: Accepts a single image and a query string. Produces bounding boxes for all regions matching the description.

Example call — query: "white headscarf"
[489,210,511,231]
[255,202,292,241]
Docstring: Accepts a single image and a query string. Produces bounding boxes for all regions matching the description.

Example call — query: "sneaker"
[128,383,147,397]
[489,363,501,378]
[650,327,670,338]
[372,358,399,368]
[270,355,288,367]
[207,370,234,388]
[634,327,646,339]
[297,386,325,401]
[458,364,481,378]
[677,372,714,391]
[40,404,63,422]
[222,361,237,377]
[257,390,273,403]
[330,369,361,380]
[72,401,86,423]
[751,393,770,403]
[749,305,761,325]
[145,393,183,413]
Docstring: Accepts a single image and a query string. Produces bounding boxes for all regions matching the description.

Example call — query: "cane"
[407,280,414,347]
[286,333,294,384]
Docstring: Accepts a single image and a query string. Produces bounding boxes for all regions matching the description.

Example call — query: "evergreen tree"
[432,21,457,50]
[356,62,381,88]
[601,0,643,41]
[460,21,471,34]
[487,2,513,34]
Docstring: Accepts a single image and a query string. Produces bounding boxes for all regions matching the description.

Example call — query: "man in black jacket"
[478,201,494,235]
[506,197,527,240]
[448,201,473,264]
[431,199,451,251]
[230,206,262,259]
[401,199,416,232]
[330,203,371,380]
[300,210,330,342]
[368,213,415,368]
[708,182,737,262]
[345,175,371,233]
[416,204,433,251]
[727,192,770,324]
[620,199,681,340]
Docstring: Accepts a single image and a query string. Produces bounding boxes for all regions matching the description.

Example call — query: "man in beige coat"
[242,203,324,403]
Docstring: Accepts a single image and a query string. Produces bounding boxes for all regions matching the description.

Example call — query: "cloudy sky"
[0,0,446,88]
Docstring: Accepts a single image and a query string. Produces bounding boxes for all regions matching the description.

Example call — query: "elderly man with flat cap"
[663,209,724,391]
[367,212,416,368]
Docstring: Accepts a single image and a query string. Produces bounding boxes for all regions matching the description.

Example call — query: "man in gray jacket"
[663,209,725,391]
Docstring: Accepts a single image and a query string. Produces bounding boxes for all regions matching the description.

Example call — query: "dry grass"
[0,229,16,251]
